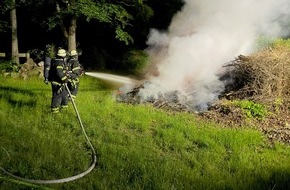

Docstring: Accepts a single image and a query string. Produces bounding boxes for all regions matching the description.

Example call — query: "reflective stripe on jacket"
[49,57,68,83]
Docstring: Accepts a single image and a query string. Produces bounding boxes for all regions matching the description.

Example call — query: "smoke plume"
[124,0,290,111]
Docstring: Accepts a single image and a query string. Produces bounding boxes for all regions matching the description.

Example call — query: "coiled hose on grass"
[0,83,97,184]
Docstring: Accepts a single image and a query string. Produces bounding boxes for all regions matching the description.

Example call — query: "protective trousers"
[51,83,69,113]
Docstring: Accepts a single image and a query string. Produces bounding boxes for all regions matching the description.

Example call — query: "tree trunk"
[56,0,77,51]
[10,0,19,64]
[68,18,77,51]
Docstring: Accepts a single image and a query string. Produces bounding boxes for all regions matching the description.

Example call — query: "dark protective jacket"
[49,56,69,84]
[68,56,81,79]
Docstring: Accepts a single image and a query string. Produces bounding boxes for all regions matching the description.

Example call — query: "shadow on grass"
[249,171,290,190]
[0,86,36,107]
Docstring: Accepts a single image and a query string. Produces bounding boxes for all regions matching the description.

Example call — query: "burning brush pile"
[117,46,290,144]
[117,83,201,113]
[118,46,290,112]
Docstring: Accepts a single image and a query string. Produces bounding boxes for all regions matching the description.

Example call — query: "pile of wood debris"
[117,46,290,144]
[117,84,196,113]
[202,47,290,145]
[221,48,290,102]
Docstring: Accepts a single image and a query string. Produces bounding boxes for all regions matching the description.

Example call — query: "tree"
[10,0,19,64]
[1,0,20,64]
[23,0,153,51]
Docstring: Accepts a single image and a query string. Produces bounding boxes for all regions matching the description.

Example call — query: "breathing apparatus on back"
[44,47,68,84]
[43,45,56,84]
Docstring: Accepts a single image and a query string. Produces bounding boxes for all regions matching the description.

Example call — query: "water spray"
[0,84,97,185]
[85,72,138,85]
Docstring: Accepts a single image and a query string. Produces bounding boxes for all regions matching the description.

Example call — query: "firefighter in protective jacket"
[49,49,69,113]
[67,49,82,100]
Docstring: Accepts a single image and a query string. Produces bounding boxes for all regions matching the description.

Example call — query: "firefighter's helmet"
[70,50,78,56]
[57,49,66,57]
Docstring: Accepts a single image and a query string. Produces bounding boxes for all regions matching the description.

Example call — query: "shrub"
[235,100,267,119]
[255,37,290,50]
[122,50,149,75]
[271,38,290,49]
[0,61,21,73]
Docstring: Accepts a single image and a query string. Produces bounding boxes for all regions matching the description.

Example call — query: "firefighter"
[67,49,82,100]
[43,44,55,84]
[49,49,70,113]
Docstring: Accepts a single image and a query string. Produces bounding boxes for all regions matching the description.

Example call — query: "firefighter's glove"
[70,73,77,80]
[69,79,77,90]
[66,71,72,79]
[44,78,49,85]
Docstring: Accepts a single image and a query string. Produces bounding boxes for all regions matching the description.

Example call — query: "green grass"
[1,75,290,190]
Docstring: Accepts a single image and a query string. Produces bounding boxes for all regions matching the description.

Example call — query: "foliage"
[18,0,153,45]
[235,100,268,119]
[271,38,290,49]
[0,61,20,73]
[29,44,56,61]
[121,49,149,74]
[28,49,44,63]
[0,0,181,70]
[133,0,154,21]
[0,0,12,36]
[78,0,132,25]
[0,0,13,13]
[1,76,290,189]
[115,26,134,45]
[255,36,275,50]
[77,0,152,45]
[255,37,290,51]
[45,44,56,58]
[0,20,9,32]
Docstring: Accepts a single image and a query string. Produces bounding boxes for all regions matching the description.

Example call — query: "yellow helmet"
[57,49,66,57]
[70,50,78,56]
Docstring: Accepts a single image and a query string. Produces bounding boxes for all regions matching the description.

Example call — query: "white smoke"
[137,0,290,111]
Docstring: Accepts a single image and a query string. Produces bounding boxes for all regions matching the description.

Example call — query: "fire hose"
[0,83,97,184]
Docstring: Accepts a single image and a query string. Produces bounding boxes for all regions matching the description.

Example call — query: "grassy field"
[1,75,290,190]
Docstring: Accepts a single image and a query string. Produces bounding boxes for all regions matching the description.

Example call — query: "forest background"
[0,0,183,72]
